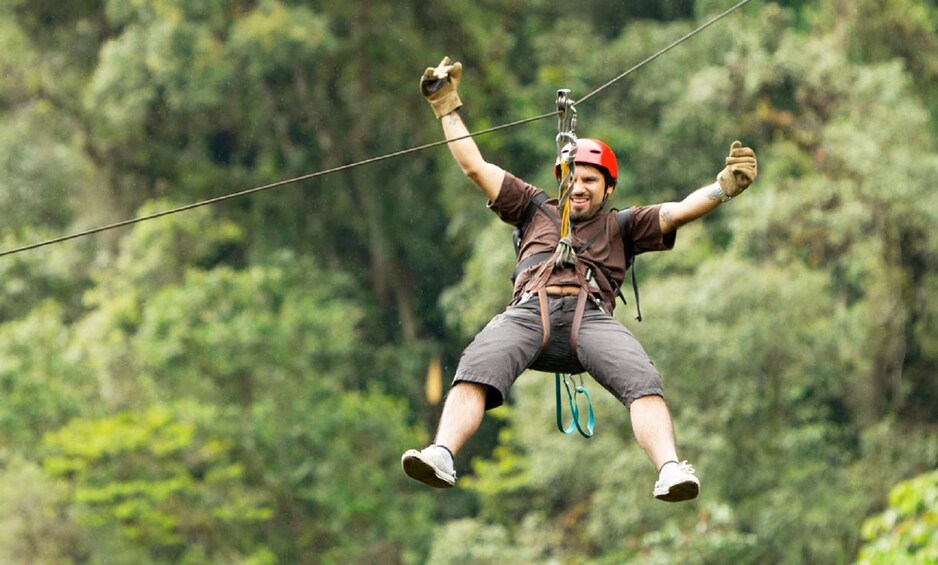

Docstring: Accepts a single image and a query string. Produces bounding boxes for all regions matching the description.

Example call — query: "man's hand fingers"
[433,57,455,79]
[448,61,462,81]
[725,155,756,166]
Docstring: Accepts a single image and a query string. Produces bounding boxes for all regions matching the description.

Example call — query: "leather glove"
[716,140,758,198]
[420,56,463,119]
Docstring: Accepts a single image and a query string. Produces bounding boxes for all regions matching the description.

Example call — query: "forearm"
[440,111,504,200]
[658,182,727,234]
[658,140,758,233]
[441,111,483,173]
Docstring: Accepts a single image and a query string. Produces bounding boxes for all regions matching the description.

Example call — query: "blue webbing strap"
[555,372,594,438]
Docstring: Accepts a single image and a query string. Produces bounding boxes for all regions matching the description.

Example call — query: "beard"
[569,198,605,221]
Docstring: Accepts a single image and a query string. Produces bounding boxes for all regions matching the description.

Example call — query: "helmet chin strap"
[597,183,617,212]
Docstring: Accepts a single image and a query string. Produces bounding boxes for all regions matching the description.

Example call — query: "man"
[402,57,757,502]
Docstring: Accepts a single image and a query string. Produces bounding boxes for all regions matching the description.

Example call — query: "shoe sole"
[401,450,455,488]
[654,479,700,502]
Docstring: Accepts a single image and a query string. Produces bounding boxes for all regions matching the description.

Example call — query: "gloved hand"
[420,56,463,119]
[716,140,758,198]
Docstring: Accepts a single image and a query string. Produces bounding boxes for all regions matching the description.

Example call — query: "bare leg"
[401,381,489,488]
[434,381,487,456]
[630,394,679,470]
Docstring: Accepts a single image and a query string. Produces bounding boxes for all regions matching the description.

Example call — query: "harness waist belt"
[545,285,581,297]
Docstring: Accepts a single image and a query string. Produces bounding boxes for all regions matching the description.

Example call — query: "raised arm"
[658,141,758,234]
[421,57,505,202]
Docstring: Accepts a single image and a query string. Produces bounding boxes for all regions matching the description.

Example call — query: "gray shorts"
[453,295,664,409]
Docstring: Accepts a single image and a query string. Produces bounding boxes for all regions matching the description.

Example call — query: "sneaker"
[401,445,456,488]
[653,460,700,502]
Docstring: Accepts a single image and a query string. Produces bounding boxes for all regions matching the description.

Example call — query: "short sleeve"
[620,204,676,255]
[488,172,543,226]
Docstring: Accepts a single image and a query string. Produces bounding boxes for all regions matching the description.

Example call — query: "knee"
[629,393,667,412]
[448,381,489,404]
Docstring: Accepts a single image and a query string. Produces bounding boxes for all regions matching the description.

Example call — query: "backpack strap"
[513,190,555,256]
[513,251,554,283]
[511,191,559,284]
[616,208,642,322]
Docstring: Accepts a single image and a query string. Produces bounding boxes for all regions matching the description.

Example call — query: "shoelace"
[659,460,696,477]
[676,460,696,475]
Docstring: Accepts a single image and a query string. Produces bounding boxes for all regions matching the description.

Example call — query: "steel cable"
[0,0,752,258]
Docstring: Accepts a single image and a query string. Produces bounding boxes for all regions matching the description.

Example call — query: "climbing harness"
[521,90,644,436]
[547,89,597,439]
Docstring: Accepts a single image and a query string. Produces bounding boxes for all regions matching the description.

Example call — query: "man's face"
[568,164,614,221]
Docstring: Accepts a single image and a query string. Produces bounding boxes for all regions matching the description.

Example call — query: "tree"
[0,303,98,450]
[857,469,938,564]
[1,0,936,562]
[42,403,275,564]
[67,207,437,562]
[0,458,86,565]
[435,2,938,562]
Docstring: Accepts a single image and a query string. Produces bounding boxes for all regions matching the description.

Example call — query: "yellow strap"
[557,161,572,239]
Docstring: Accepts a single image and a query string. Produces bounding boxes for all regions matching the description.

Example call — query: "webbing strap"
[569,288,589,353]
[512,251,554,284]
[512,212,608,285]
[513,191,556,257]
[555,372,594,438]
[630,262,642,322]
[537,288,551,351]
[533,290,593,439]
[616,208,643,321]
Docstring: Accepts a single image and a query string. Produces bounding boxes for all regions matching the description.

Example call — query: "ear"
[605,183,616,198]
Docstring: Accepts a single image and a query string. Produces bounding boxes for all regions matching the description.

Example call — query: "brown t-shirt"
[490,172,676,312]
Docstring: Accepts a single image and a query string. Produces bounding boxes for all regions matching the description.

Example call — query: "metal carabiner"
[556,89,577,137]
[555,89,578,162]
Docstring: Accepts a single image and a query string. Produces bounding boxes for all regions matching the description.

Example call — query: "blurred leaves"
[43,403,274,562]
[858,469,938,564]
[0,0,936,563]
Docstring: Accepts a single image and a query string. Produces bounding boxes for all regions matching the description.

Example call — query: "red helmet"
[554,138,618,184]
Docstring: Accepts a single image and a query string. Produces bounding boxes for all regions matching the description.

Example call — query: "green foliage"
[0,303,98,449]
[296,390,435,564]
[0,0,936,562]
[436,2,938,563]
[43,403,273,563]
[132,257,360,401]
[426,518,537,564]
[76,201,246,408]
[229,1,333,79]
[0,108,87,233]
[439,217,516,339]
[0,458,85,564]
[858,469,938,564]
[0,234,94,321]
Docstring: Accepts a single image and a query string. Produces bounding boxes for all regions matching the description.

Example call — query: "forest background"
[0,0,936,563]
